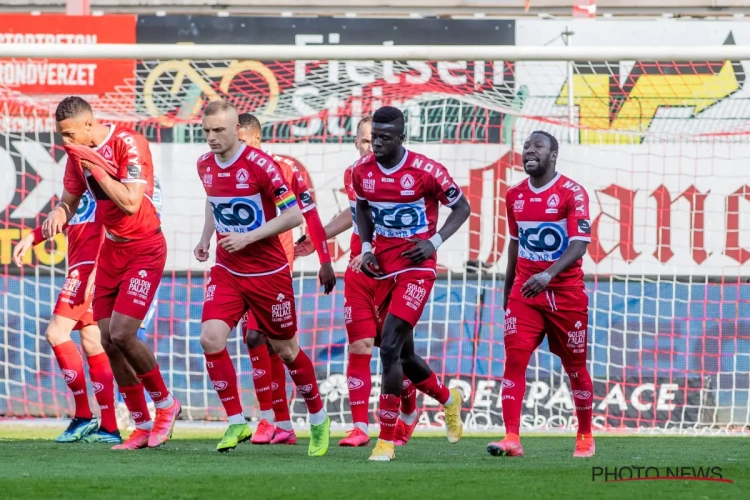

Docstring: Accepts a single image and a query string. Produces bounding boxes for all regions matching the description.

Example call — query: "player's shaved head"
[202,101,241,159]
[204,100,238,120]
[371,107,405,166]
[237,113,262,148]
[355,115,373,157]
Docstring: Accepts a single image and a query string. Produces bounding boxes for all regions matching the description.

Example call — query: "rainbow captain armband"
[274,186,297,211]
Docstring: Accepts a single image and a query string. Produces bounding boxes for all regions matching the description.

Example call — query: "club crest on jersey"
[100,145,113,160]
[547,194,560,208]
[236,168,250,188]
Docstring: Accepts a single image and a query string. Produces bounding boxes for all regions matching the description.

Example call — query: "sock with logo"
[400,377,418,422]
[52,341,93,420]
[137,365,174,410]
[414,371,451,406]
[119,383,153,429]
[377,394,400,443]
[284,349,324,417]
[270,352,292,428]
[248,345,273,421]
[87,352,117,432]
[501,348,533,435]
[204,348,243,419]
[347,352,372,430]
[566,363,594,435]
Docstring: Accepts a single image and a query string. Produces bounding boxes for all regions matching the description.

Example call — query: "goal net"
[1,48,749,433]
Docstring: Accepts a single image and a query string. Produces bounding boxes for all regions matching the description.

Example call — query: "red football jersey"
[343,163,362,258]
[351,150,462,277]
[506,172,591,290]
[62,124,160,240]
[197,144,298,276]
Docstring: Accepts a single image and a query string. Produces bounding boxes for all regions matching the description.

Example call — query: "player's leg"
[45,314,98,442]
[545,289,595,457]
[244,326,278,444]
[268,344,295,444]
[201,267,252,452]
[254,271,329,457]
[486,295,546,458]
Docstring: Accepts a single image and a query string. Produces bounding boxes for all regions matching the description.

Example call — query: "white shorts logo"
[296,384,313,395]
[379,410,398,420]
[213,381,228,391]
[252,369,266,380]
[92,382,104,394]
[347,377,364,390]
[502,379,515,388]
[62,368,77,384]
[572,390,592,399]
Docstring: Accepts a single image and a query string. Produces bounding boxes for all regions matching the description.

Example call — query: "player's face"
[202,112,240,155]
[238,126,261,148]
[522,133,557,177]
[371,122,404,163]
[355,121,372,157]
[55,116,93,147]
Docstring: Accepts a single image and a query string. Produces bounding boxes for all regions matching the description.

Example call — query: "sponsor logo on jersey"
[517,220,569,261]
[531,197,542,202]
[209,194,265,234]
[444,184,460,203]
[203,173,213,186]
[381,177,394,183]
[363,178,376,192]
[299,190,313,208]
[370,199,428,238]
[578,219,591,234]
[126,164,141,180]
[513,199,525,212]
[69,191,96,225]
[236,168,250,189]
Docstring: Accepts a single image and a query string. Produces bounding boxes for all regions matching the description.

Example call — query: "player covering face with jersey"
[353,106,472,462]
[487,131,595,459]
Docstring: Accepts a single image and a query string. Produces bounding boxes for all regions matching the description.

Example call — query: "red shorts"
[53,263,95,330]
[504,286,589,364]
[380,270,436,328]
[343,266,391,344]
[93,231,166,322]
[202,265,297,341]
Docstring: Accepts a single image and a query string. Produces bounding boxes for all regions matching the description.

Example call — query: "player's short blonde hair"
[203,100,237,117]
[357,115,373,134]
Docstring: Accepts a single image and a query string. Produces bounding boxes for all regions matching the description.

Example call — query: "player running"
[295,116,419,447]
[44,96,180,450]
[487,131,594,458]
[352,106,471,462]
[12,192,120,444]
[233,112,335,445]
[194,101,330,456]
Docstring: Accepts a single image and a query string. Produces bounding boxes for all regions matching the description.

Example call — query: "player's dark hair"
[55,96,92,122]
[203,100,236,117]
[373,106,404,125]
[530,130,559,154]
[238,112,262,130]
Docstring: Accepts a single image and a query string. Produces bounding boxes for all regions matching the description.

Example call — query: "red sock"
[87,352,117,432]
[347,353,372,426]
[378,394,400,442]
[204,348,243,417]
[270,352,291,422]
[501,348,533,435]
[248,346,273,412]
[120,384,151,425]
[52,341,92,420]
[285,349,323,414]
[414,371,450,405]
[136,365,172,407]
[400,378,417,415]
[567,365,594,435]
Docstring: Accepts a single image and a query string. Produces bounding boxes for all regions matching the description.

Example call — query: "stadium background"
[1,2,749,432]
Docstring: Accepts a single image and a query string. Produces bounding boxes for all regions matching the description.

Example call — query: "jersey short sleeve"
[566,185,592,242]
[429,165,462,207]
[351,168,366,200]
[115,130,148,184]
[63,158,86,197]
[258,160,298,213]
[506,194,519,240]
[288,169,316,214]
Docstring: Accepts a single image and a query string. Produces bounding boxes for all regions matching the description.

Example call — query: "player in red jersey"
[43,96,180,451]
[296,116,420,447]
[352,107,472,462]
[12,191,119,444]
[194,101,330,456]
[233,113,335,445]
[486,131,594,458]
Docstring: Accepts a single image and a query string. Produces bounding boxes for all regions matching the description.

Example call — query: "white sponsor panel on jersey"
[369,198,429,239]
[516,219,570,263]
[208,194,266,234]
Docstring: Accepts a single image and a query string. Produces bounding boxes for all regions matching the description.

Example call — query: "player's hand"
[294,234,315,258]
[318,263,336,295]
[349,253,364,273]
[42,207,67,239]
[80,159,95,171]
[401,238,436,264]
[12,233,35,267]
[194,238,211,262]
[521,272,552,298]
[360,251,383,278]
[85,267,97,301]
[218,233,253,253]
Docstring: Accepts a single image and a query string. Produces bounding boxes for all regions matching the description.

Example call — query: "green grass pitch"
[0,427,747,499]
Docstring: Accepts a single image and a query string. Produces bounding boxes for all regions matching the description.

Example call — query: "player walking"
[194,101,330,456]
[233,113,335,445]
[12,191,120,444]
[44,96,180,450]
[352,107,471,462]
[487,131,595,458]
[295,116,420,447]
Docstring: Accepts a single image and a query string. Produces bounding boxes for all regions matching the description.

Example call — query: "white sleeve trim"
[509,235,519,240]
[355,194,366,200]
[300,203,316,214]
[444,191,463,207]
[570,236,592,242]
[120,179,147,184]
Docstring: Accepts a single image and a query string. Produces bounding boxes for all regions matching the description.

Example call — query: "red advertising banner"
[0,14,135,95]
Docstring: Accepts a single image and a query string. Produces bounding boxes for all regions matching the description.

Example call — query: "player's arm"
[83,160,145,216]
[219,204,303,254]
[301,207,337,294]
[295,209,353,258]
[41,188,82,239]
[194,199,215,262]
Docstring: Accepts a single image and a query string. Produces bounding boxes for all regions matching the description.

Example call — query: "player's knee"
[199,329,226,353]
[349,338,374,355]
[379,341,401,369]
[245,329,266,350]
[270,340,298,364]
[109,326,136,352]
[504,349,532,374]
[44,316,74,346]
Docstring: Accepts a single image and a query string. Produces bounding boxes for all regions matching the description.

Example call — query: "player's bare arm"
[402,194,471,264]
[42,189,82,239]
[80,159,145,216]
[194,199,214,262]
[521,240,588,298]
[219,203,303,254]
[356,197,382,278]
[503,239,519,309]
